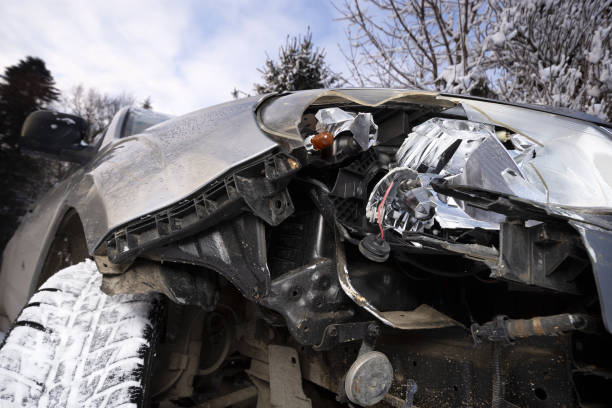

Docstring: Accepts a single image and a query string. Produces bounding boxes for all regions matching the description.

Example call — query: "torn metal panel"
[389,117,545,231]
[379,305,463,330]
[446,97,612,209]
[447,133,525,196]
[395,118,497,177]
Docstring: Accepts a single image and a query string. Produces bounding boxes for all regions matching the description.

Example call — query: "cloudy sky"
[0,0,350,114]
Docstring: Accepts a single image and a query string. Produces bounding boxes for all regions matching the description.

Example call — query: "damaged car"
[0,89,611,407]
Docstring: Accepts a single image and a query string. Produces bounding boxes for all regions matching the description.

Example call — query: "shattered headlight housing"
[368,117,551,234]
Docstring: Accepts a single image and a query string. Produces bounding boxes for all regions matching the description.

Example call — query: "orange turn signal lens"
[311,131,334,150]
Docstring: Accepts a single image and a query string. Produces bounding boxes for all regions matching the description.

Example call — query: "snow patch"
[58,117,76,126]
[490,31,506,47]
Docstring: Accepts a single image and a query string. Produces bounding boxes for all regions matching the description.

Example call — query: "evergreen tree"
[254,28,344,94]
[142,97,153,110]
[0,57,60,146]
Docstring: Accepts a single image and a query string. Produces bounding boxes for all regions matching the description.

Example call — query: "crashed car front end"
[6,89,611,406]
[98,89,612,406]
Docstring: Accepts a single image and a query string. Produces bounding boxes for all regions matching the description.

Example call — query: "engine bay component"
[471,313,596,343]
[260,258,358,345]
[345,351,394,406]
[358,234,391,263]
[314,107,378,151]
[310,131,334,150]
[336,232,462,330]
[366,168,437,234]
[304,107,379,161]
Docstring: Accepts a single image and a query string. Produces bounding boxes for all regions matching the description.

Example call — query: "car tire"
[0,259,163,407]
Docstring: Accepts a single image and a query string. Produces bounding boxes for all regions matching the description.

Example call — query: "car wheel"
[0,259,163,407]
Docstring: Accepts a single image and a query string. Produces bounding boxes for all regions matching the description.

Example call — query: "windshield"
[121,108,173,138]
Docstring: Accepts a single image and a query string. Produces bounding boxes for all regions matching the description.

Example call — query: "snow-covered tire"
[0,259,163,407]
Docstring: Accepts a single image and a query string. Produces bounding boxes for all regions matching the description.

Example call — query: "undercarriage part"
[314,321,380,351]
[358,234,390,263]
[199,312,234,376]
[152,306,205,400]
[571,332,612,407]
[383,380,418,408]
[344,350,394,406]
[268,345,312,408]
[471,314,596,343]
[145,214,270,301]
[260,258,357,345]
[103,151,299,264]
[198,386,258,408]
[236,305,583,407]
[100,260,218,309]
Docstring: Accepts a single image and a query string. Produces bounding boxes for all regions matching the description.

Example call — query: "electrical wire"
[377,181,395,239]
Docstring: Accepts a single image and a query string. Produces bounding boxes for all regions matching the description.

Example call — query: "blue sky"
[0,0,350,114]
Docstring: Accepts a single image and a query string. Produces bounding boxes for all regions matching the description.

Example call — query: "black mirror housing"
[21,110,93,163]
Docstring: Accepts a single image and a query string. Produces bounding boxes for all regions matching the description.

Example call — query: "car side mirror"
[21,110,96,164]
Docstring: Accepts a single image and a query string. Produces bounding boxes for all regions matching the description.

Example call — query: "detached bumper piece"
[104,151,300,265]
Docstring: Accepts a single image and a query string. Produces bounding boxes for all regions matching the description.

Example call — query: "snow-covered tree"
[486,0,611,120]
[336,0,611,120]
[253,28,344,93]
[335,0,494,96]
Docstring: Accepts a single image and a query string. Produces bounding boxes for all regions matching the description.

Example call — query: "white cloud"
[0,0,349,115]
